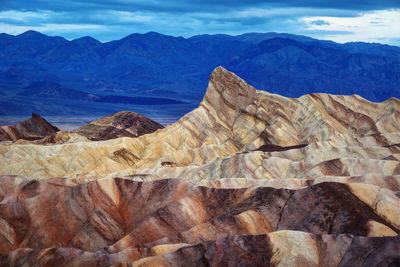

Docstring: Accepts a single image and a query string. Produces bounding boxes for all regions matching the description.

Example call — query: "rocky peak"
[0,69,400,265]
[31,112,41,119]
[0,113,59,141]
[205,66,256,105]
[73,111,164,141]
[202,66,257,127]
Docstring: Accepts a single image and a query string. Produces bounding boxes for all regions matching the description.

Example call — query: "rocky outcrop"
[0,67,398,180]
[13,131,90,145]
[0,176,399,266]
[73,111,164,141]
[0,67,399,266]
[2,233,400,266]
[0,113,59,141]
[9,111,164,145]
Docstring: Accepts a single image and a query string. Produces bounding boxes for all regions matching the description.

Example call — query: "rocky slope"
[0,113,59,142]
[4,110,164,145]
[0,67,399,266]
[73,110,164,141]
[0,177,399,266]
[0,67,398,180]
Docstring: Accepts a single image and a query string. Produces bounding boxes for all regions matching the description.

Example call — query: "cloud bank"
[0,0,399,45]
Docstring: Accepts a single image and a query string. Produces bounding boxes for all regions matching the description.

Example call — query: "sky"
[0,0,399,45]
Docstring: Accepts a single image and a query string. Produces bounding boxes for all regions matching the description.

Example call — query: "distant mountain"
[227,38,400,100]
[96,95,186,105]
[2,68,400,266]
[0,30,67,60]
[20,81,100,101]
[0,30,399,117]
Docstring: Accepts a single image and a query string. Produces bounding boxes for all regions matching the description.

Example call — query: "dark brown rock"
[73,111,164,141]
[1,67,400,266]
[0,176,398,262]
[0,113,59,141]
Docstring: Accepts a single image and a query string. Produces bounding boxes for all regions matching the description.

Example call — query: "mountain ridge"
[1,67,398,179]
[0,68,399,265]
[0,30,399,117]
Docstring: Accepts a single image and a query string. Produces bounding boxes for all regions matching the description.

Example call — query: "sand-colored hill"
[0,67,398,181]
[0,67,399,266]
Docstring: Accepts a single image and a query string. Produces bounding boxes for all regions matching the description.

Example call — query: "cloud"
[0,10,51,22]
[301,9,400,44]
[309,19,330,26]
[0,1,399,45]
[0,22,103,37]
[1,0,399,13]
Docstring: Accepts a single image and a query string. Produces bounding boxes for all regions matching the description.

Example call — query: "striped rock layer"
[0,177,399,266]
[0,67,399,266]
[0,67,399,180]
[0,113,59,142]
[73,110,164,141]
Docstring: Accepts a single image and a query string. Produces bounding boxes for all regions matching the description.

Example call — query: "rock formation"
[0,113,59,142]
[0,177,399,266]
[73,110,164,141]
[13,131,90,145]
[2,110,164,145]
[0,67,399,266]
[0,67,398,180]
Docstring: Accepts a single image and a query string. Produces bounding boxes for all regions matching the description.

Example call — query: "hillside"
[0,68,399,265]
[74,111,164,140]
[0,31,399,117]
[0,113,59,141]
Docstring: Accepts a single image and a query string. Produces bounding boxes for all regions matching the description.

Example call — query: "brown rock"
[0,177,399,266]
[73,110,164,141]
[13,131,90,145]
[0,113,59,141]
[0,67,400,266]
[0,67,399,180]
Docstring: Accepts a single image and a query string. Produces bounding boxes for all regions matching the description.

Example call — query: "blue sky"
[0,0,399,45]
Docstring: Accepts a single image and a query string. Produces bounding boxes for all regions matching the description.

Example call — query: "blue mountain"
[227,38,400,100]
[0,30,399,117]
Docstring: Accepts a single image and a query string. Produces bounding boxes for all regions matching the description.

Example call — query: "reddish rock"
[0,68,400,266]
[0,177,399,266]
[73,111,164,141]
[0,113,59,141]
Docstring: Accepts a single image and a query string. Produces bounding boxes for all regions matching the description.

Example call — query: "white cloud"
[0,7,398,45]
[237,7,308,17]
[301,9,400,43]
[0,9,103,36]
[0,23,103,36]
[90,10,154,23]
[0,10,54,22]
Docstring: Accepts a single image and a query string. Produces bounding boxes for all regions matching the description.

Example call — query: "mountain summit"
[0,113,59,141]
[74,111,164,140]
[0,31,399,117]
[1,66,398,178]
[0,68,399,265]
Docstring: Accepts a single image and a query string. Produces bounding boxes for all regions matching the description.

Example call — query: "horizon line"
[1,29,398,47]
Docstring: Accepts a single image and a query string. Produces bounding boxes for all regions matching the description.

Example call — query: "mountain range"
[1,30,400,118]
[0,67,399,265]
